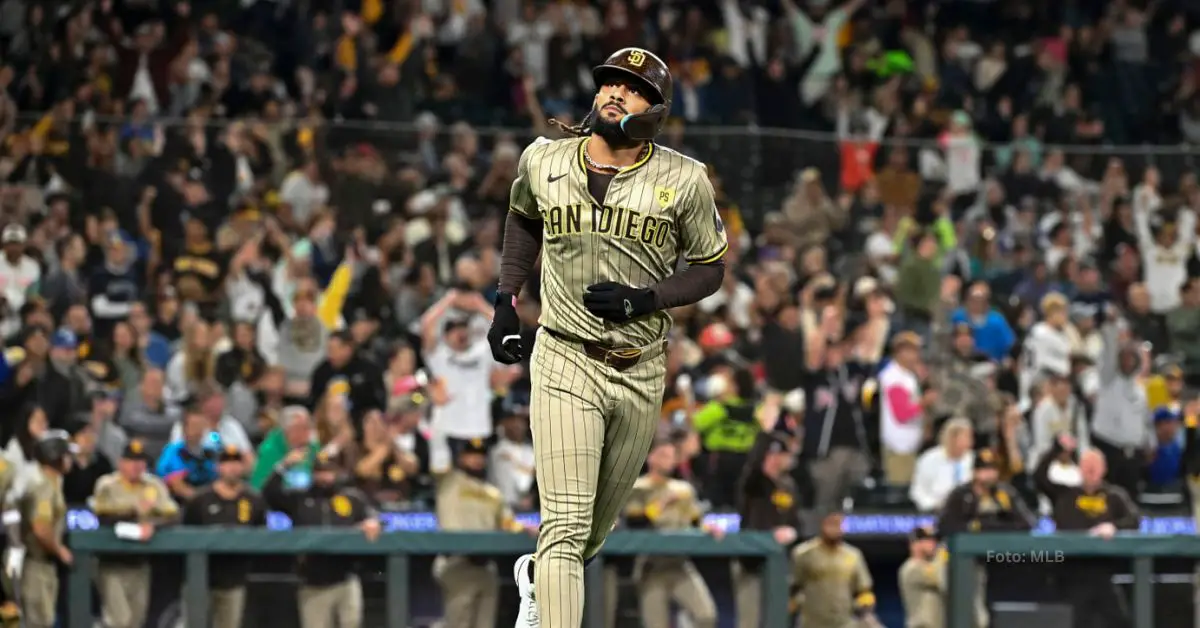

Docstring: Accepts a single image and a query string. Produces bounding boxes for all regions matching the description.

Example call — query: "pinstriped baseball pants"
[528,329,667,627]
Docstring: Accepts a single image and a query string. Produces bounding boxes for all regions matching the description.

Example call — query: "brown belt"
[543,328,665,372]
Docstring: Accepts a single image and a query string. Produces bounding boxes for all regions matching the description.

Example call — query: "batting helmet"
[592,48,673,142]
[33,430,73,466]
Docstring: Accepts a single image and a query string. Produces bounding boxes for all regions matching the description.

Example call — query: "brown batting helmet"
[592,47,673,141]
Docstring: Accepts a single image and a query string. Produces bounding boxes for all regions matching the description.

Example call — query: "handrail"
[943,532,1196,628]
[12,111,1200,156]
[67,528,789,628]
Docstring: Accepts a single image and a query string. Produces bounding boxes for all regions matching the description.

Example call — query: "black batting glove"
[583,282,655,323]
[488,292,525,364]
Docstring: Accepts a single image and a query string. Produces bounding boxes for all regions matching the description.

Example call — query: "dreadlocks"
[547,111,596,138]
[548,119,586,137]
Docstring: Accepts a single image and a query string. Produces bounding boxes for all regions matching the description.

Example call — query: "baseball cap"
[853,276,882,299]
[911,524,938,542]
[217,444,245,463]
[974,448,998,471]
[782,389,806,414]
[443,317,470,334]
[106,229,134,250]
[698,323,734,349]
[891,331,923,351]
[122,439,150,461]
[387,391,428,415]
[1154,405,1183,423]
[52,329,78,350]
[501,390,531,417]
[313,448,342,471]
[460,437,489,456]
[765,433,791,454]
[1,224,26,244]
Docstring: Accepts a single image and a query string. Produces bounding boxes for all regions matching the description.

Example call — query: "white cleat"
[514,553,540,627]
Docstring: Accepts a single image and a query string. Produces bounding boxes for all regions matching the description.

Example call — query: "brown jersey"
[435,470,523,532]
[92,472,179,523]
[624,475,703,571]
[19,472,66,562]
[898,556,945,628]
[791,539,874,628]
[510,137,729,347]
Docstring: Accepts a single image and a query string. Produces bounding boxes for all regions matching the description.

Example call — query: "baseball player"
[434,438,536,628]
[898,525,945,628]
[624,438,719,628]
[487,46,728,628]
[18,431,74,628]
[791,511,881,628]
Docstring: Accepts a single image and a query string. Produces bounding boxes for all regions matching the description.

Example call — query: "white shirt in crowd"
[864,230,899,284]
[1028,396,1091,467]
[427,338,495,441]
[0,253,39,337]
[278,169,330,227]
[939,132,981,195]
[1133,202,1195,313]
[488,436,536,508]
[909,446,975,512]
[507,15,553,88]
[1019,321,1073,408]
[878,361,923,455]
[1037,210,1101,269]
[128,55,159,114]
[226,272,266,323]
[1072,328,1104,397]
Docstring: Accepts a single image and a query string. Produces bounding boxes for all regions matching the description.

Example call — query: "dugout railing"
[67,528,789,628]
[945,532,1200,628]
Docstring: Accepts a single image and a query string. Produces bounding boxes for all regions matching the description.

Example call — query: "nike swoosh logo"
[547,173,567,183]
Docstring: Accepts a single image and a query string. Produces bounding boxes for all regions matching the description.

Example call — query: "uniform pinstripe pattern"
[528,329,666,628]
[510,134,727,627]
[510,137,728,347]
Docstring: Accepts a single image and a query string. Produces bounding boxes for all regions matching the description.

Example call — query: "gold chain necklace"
[583,138,647,174]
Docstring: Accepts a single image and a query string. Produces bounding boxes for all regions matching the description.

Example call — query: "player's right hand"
[488,292,525,364]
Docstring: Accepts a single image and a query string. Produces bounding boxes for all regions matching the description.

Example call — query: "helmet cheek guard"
[620,104,670,142]
[593,48,674,141]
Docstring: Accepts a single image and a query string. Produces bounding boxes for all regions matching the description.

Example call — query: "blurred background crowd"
[3,0,1200,624]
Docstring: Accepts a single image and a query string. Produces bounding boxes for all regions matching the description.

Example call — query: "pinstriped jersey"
[509,137,728,347]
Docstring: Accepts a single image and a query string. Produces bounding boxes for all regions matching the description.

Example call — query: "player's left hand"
[583,282,655,323]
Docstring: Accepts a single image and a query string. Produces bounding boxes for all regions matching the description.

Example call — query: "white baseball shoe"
[514,553,540,627]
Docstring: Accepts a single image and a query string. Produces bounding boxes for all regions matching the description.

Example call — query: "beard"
[590,108,640,150]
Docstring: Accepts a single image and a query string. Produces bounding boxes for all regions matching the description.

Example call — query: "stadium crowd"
[0,0,1200,625]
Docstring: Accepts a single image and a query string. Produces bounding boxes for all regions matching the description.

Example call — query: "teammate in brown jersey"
[487,47,728,628]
